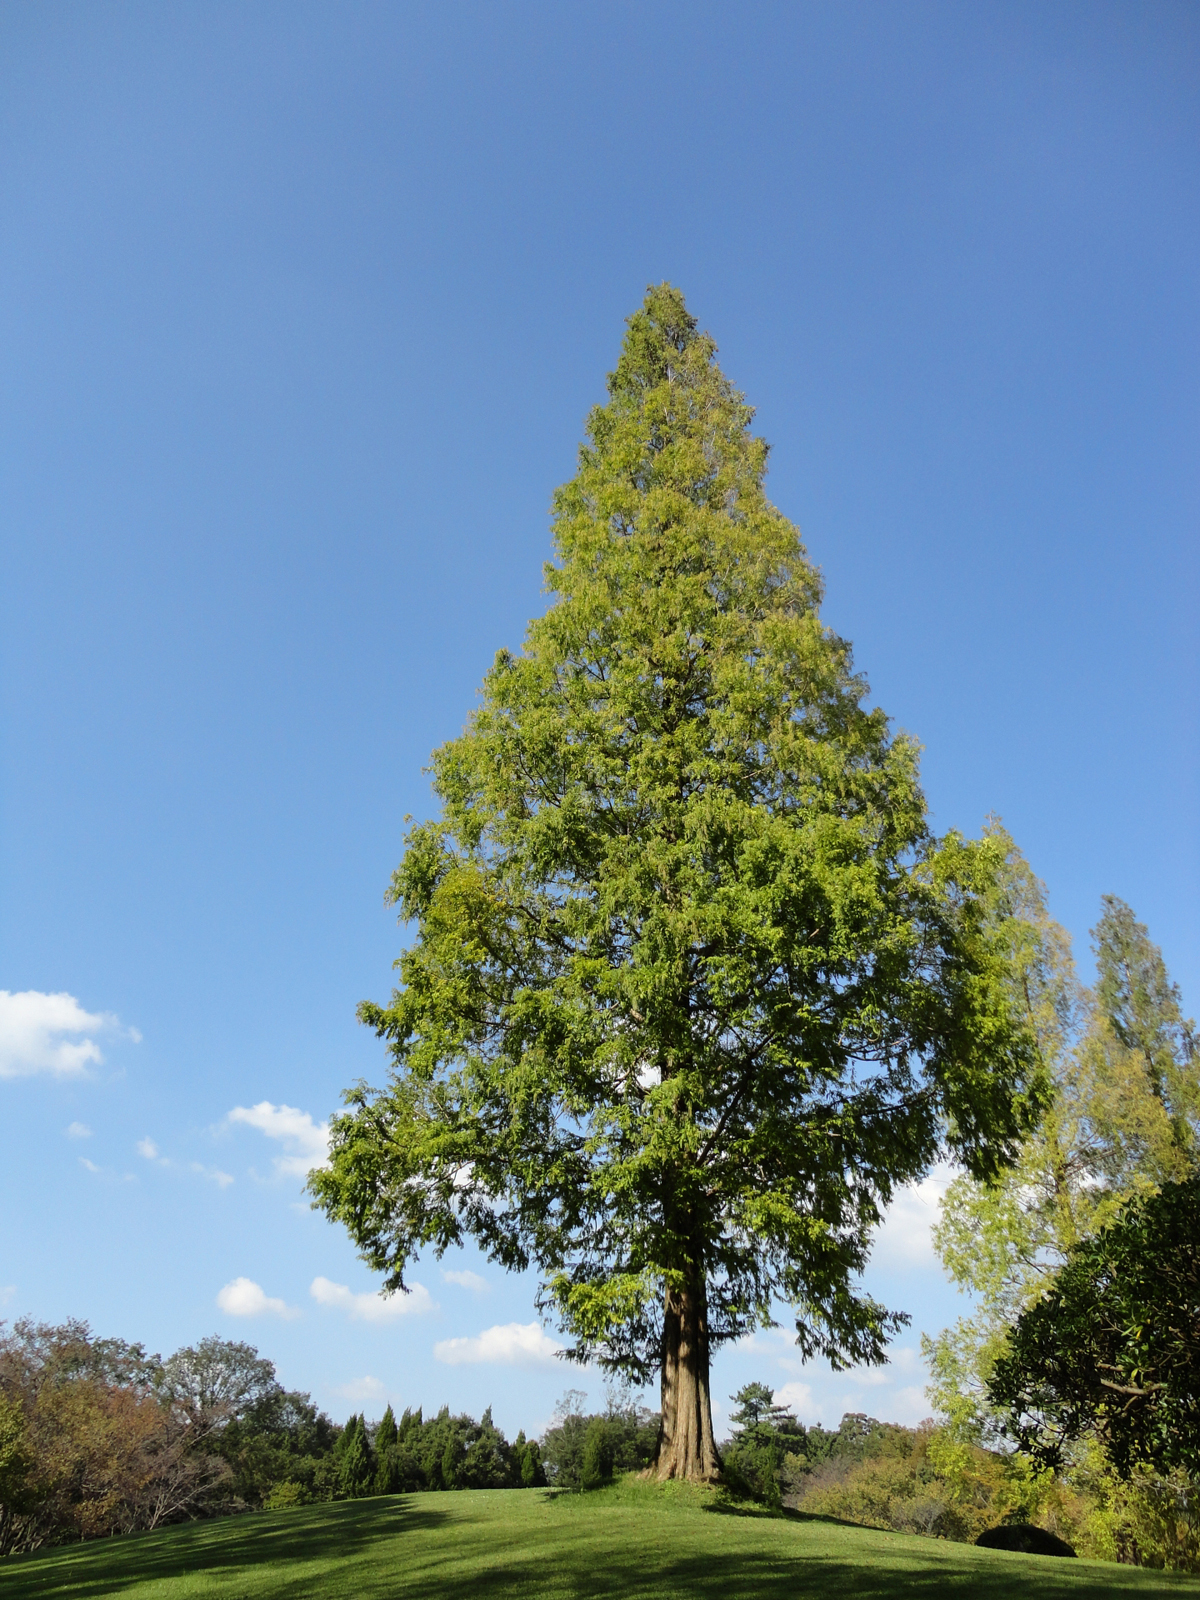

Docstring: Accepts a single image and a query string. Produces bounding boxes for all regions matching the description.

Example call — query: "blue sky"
[1,1,1196,1442]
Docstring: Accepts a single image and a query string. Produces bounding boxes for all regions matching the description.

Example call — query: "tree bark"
[651,1271,722,1482]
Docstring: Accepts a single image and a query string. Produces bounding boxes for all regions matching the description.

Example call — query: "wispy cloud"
[137,1136,171,1167]
[227,1102,329,1178]
[334,1376,387,1404]
[0,990,138,1079]
[434,1322,563,1367]
[77,1156,136,1183]
[0,1286,15,1308]
[65,1122,92,1139]
[216,1277,299,1320]
[190,1161,235,1189]
[441,1268,488,1293]
[310,1276,434,1322]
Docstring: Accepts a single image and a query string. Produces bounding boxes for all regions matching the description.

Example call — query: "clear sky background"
[1,1,1196,1442]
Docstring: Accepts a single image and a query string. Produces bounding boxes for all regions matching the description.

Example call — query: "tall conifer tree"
[311,286,1042,1480]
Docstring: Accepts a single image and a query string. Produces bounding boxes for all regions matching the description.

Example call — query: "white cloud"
[773,1381,814,1415]
[441,1268,488,1292]
[310,1276,434,1322]
[190,1162,235,1188]
[65,1121,92,1139]
[0,990,136,1079]
[434,1321,564,1367]
[216,1277,300,1320]
[0,1286,15,1308]
[871,1168,954,1266]
[79,1157,102,1174]
[334,1376,388,1404]
[137,1136,170,1166]
[227,1101,329,1178]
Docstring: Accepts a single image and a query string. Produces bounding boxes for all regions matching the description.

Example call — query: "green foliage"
[1070,1438,1200,1572]
[989,1176,1200,1482]
[374,1404,397,1456]
[334,1414,375,1499]
[926,875,1198,1446]
[540,1394,658,1489]
[211,1385,338,1509]
[520,1437,544,1488]
[262,1480,313,1510]
[721,1383,808,1507]
[311,284,1044,1399]
[1094,897,1198,1150]
[787,1415,1085,1548]
[0,1392,35,1515]
[580,1420,613,1491]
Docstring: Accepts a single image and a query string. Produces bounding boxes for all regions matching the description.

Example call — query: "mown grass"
[1,1477,1195,1600]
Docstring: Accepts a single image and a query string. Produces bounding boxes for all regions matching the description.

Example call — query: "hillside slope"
[1,1479,1195,1599]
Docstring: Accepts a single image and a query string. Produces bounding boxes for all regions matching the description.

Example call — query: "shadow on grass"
[0,1497,450,1600]
[383,1542,1186,1600]
[3,1492,1194,1600]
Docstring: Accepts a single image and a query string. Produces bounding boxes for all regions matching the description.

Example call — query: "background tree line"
[0,1323,560,1556]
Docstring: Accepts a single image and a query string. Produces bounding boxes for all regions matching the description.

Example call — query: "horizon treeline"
[0,1319,571,1555]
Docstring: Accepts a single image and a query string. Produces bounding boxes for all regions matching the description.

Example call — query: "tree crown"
[311,284,1044,1380]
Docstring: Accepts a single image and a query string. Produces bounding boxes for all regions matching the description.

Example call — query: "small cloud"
[434,1322,564,1367]
[227,1101,329,1178]
[0,990,136,1079]
[872,1167,954,1267]
[0,1286,15,1308]
[65,1121,92,1140]
[441,1268,487,1293]
[216,1276,299,1320]
[137,1136,170,1166]
[310,1276,434,1322]
[334,1376,387,1404]
[79,1157,103,1174]
[189,1161,235,1188]
[773,1381,814,1418]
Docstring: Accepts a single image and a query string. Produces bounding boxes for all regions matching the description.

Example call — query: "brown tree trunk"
[651,1271,721,1482]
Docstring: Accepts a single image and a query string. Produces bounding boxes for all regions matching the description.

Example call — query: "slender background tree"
[927,889,1198,1443]
[311,285,1044,1481]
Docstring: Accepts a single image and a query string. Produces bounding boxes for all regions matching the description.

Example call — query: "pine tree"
[441,1433,461,1490]
[1092,896,1197,1159]
[375,1403,398,1455]
[311,285,1043,1482]
[337,1413,374,1498]
[521,1437,543,1489]
[580,1419,613,1490]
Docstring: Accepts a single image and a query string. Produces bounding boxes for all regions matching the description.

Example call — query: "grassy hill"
[1,1478,1196,1600]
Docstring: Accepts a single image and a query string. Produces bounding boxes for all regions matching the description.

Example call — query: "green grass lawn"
[1,1479,1194,1600]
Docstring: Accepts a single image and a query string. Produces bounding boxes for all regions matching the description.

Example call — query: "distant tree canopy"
[0,1319,553,1555]
[312,283,1046,1482]
[988,1176,1200,1481]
